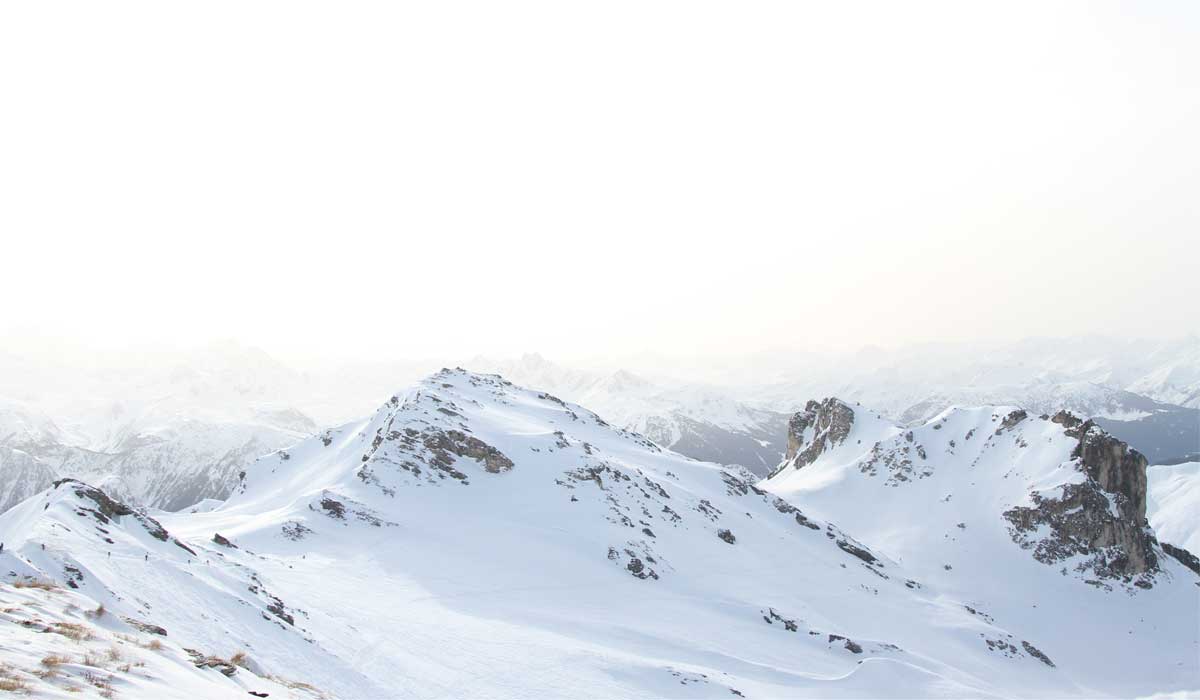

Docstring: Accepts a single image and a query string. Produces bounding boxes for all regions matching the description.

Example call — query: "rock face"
[1004,411,1159,584]
[53,478,170,542]
[777,398,855,474]
[1162,543,1200,576]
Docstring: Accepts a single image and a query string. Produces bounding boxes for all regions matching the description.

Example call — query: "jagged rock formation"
[772,398,856,476]
[1004,411,1158,583]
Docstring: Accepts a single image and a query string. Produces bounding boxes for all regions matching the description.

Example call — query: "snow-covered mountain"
[469,354,789,476]
[1,370,1195,698]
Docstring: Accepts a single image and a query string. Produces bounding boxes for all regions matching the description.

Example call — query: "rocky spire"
[772,398,856,477]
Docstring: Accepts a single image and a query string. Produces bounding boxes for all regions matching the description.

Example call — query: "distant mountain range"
[0,336,1195,517]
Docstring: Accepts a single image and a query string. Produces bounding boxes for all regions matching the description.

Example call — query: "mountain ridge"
[1,369,1195,698]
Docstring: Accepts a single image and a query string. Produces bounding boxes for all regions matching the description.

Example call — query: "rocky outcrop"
[55,478,170,542]
[996,409,1028,434]
[773,399,855,476]
[1162,543,1200,577]
[1004,412,1159,585]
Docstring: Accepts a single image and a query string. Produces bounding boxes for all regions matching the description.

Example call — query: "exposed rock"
[609,546,660,580]
[63,564,83,589]
[320,497,347,519]
[213,533,237,548]
[773,398,855,475]
[124,617,168,636]
[185,648,238,676]
[717,529,736,544]
[280,521,313,541]
[1162,543,1200,577]
[422,429,514,475]
[1004,418,1159,584]
[56,479,171,542]
[266,597,294,625]
[1021,641,1055,668]
[836,539,878,565]
[762,607,798,631]
[828,634,863,654]
[1051,410,1084,431]
[996,409,1028,434]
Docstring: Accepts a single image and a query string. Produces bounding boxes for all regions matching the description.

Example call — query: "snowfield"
[0,370,1196,698]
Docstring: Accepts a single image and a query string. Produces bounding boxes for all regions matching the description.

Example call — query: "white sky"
[2,1,1197,367]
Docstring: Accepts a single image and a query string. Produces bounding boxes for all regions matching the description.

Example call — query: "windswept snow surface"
[1,371,1196,698]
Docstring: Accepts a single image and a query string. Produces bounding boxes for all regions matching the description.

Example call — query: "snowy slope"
[4,370,1169,698]
[1148,462,1200,553]
[765,400,1199,698]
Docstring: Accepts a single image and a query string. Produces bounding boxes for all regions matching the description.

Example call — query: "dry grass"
[12,579,57,591]
[85,603,107,620]
[230,650,249,668]
[0,663,29,692]
[0,677,28,691]
[50,622,94,642]
[40,654,70,668]
[144,639,163,651]
[80,653,103,668]
[83,671,114,698]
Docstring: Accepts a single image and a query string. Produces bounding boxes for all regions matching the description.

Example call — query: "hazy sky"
[2,2,1197,366]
